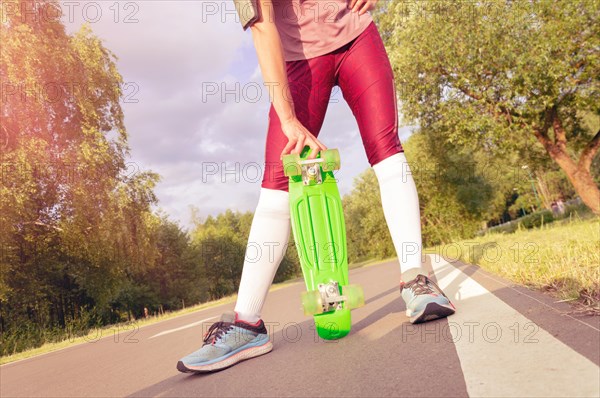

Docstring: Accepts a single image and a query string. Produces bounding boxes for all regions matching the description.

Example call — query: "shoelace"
[202,321,233,345]
[403,274,452,301]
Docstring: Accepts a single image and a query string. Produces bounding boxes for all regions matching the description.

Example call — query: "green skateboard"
[283,148,364,340]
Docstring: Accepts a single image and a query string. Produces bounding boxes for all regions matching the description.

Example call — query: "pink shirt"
[271,0,373,61]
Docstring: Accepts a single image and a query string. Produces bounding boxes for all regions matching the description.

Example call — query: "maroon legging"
[262,22,403,191]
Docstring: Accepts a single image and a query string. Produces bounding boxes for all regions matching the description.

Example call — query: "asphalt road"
[1,255,599,397]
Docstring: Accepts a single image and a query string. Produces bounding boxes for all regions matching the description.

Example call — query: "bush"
[485,201,596,236]
[519,210,555,229]
[562,202,595,220]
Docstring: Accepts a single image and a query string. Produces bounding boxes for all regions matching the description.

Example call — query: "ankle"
[400,268,424,283]
[234,311,261,325]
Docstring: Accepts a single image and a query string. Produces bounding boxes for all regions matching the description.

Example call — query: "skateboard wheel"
[321,149,341,172]
[283,154,301,177]
[343,284,365,310]
[302,290,324,316]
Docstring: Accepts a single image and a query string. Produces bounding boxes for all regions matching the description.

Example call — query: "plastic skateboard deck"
[283,148,364,340]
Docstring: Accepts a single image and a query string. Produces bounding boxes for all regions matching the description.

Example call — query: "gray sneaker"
[401,274,456,324]
[177,311,273,373]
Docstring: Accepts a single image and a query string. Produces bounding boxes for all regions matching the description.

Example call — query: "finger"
[359,1,371,15]
[306,140,321,159]
[307,136,327,159]
[281,139,296,159]
[352,0,363,13]
[349,0,358,10]
[314,137,328,152]
[306,132,327,152]
[293,136,306,155]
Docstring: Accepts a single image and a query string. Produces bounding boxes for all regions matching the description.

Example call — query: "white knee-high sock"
[234,188,290,323]
[373,153,425,282]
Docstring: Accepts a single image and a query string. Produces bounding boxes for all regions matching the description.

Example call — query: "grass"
[0,279,300,366]
[426,216,600,314]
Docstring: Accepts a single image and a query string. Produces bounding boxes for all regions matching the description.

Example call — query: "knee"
[372,152,414,183]
[261,179,289,192]
[261,162,289,193]
[366,136,404,167]
[367,145,404,167]
[255,188,290,217]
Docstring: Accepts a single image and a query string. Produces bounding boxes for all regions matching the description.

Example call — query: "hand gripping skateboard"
[283,148,364,340]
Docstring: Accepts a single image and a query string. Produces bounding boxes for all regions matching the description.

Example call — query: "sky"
[61,0,414,228]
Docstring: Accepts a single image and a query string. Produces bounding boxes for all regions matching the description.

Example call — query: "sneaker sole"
[410,302,455,324]
[177,340,273,374]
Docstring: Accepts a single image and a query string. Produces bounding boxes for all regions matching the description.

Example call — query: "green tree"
[190,209,301,300]
[403,133,493,244]
[343,131,494,259]
[115,215,206,319]
[377,0,600,214]
[343,170,394,261]
[0,0,160,352]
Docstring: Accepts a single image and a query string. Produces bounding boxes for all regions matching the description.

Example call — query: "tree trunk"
[553,154,600,215]
[536,173,552,209]
[532,116,600,215]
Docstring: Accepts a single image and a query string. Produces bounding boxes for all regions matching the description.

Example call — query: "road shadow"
[127,312,468,398]
[126,256,599,398]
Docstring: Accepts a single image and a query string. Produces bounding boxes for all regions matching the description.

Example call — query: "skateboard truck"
[317,281,347,313]
[300,159,323,186]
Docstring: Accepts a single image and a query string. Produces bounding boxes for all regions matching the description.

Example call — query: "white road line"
[429,254,600,398]
[149,316,218,339]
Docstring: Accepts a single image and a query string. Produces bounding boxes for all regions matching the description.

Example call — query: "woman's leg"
[234,58,336,322]
[335,22,455,323]
[234,188,290,323]
[372,153,424,282]
[335,22,425,281]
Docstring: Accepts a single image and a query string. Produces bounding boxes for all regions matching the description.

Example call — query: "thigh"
[262,58,336,191]
[336,22,403,167]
